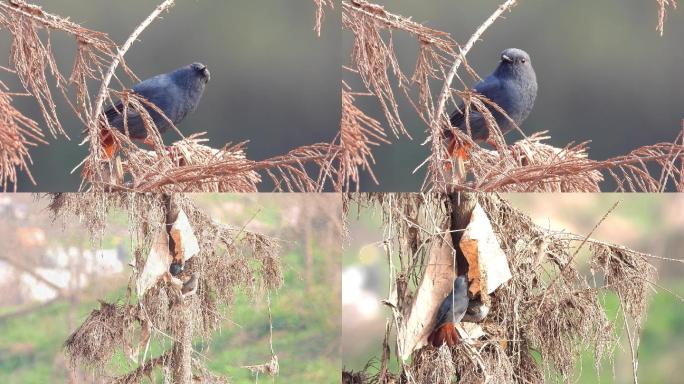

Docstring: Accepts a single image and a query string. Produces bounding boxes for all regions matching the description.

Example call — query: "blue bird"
[428,275,470,347]
[447,48,537,159]
[101,63,210,157]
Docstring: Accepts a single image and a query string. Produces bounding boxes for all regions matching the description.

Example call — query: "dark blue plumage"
[433,275,470,327]
[428,275,470,347]
[169,262,184,276]
[102,63,210,156]
[449,48,537,142]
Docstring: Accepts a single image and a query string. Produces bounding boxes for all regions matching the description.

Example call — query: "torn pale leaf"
[460,203,511,295]
[397,222,456,361]
[170,209,199,262]
[137,230,172,297]
[457,323,486,344]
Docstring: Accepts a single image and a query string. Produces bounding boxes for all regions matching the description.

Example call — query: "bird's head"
[453,275,468,294]
[500,48,530,66]
[496,48,534,78]
[189,62,211,84]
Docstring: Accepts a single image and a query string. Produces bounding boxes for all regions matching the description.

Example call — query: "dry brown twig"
[657,0,678,35]
[313,0,333,36]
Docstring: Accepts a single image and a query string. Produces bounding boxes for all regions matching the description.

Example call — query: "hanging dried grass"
[657,0,678,35]
[0,81,45,189]
[64,301,129,372]
[49,193,283,381]
[337,83,390,190]
[0,0,118,136]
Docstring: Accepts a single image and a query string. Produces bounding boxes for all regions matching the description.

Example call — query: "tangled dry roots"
[64,301,129,372]
[347,193,658,383]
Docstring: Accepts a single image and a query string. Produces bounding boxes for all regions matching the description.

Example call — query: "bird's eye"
[521,59,526,63]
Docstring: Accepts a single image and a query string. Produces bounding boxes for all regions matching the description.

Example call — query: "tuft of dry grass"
[64,301,128,373]
[347,192,668,383]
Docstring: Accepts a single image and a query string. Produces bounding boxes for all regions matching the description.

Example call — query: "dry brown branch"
[436,132,684,192]
[347,192,669,383]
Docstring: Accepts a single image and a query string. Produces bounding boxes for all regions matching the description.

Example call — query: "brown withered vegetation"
[0,0,339,191]
[344,193,675,383]
[341,0,684,192]
[337,83,390,190]
[0,79,44,189]
[53,193,282,382]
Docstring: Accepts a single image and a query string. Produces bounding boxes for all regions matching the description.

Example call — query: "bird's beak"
[501,54,513,63]
[202,67,211,82]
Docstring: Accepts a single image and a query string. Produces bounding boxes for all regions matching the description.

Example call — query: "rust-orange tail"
[100,128,119,159]
[428,323,459,348]
[447,138,472,162]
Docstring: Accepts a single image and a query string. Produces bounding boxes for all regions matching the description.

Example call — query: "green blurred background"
[344,1,684,191]
[0,194,340,383]
[0,0,340,191]
[343,194,684,383]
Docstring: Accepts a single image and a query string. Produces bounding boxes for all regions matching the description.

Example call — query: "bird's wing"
[449,75,501,129]
[132,74,171,100]
[433,292,454,328]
